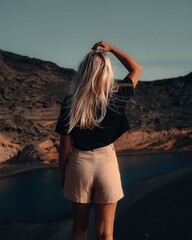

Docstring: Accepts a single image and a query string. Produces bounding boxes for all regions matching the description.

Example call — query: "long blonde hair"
[66,51,118,134]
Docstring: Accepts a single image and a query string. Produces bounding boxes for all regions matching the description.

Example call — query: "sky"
[0,0,192,81]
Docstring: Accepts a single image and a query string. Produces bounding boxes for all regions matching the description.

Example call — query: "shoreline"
[116,148,189,156]
[1,167,192,240]
[0,149,191,178]
[0,163,58,178]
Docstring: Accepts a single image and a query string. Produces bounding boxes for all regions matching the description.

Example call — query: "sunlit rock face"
[0,134,20,164]
[114,128,192,152]
[0,49,191,165]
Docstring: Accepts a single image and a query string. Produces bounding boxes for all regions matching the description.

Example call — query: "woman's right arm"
[92,41,142,89]
[58,134,72,188]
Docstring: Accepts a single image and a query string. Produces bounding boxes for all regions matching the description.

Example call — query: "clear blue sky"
[0,0,191,80]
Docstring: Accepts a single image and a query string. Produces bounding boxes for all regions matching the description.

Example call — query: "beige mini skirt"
[63,143,124,204]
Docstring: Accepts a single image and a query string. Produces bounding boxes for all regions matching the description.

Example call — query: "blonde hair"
[66,51,119,134]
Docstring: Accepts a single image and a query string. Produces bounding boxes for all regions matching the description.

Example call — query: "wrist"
[110,45,119,54]
[109,45,115,53]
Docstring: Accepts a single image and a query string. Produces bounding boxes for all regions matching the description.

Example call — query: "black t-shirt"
[55,76,135,150]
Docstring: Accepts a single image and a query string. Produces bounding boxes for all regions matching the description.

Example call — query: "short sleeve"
[109,76,135,115]
[116,76,135,101]
[55,96,71,135]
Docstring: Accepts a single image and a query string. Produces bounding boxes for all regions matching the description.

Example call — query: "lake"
[0,151,191,222]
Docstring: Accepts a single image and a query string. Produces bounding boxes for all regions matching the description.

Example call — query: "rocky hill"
[0,49,191,167]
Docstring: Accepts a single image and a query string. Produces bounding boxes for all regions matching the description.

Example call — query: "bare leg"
[71,202,91,240]
[94,202,117,240]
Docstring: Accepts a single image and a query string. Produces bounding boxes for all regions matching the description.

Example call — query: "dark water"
[0,152,191,222]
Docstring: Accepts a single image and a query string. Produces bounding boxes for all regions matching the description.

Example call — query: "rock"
[0,134,21,164]
[0,49,191,167]
[8,144,42,164]
[38,138,58,163]
[114,128,192,152]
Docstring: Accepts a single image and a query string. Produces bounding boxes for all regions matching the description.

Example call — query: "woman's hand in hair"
[92,41,142,88]
[91,41,112,52]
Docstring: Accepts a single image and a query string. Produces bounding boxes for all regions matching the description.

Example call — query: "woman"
[55,41,142,240]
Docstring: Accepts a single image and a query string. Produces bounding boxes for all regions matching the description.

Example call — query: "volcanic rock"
[0,49,191,167]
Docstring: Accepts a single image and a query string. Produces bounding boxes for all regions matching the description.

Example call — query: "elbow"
[137,64,142,73]
[130,64,142,74]
[129,65,142,88]
[130,67,142,78]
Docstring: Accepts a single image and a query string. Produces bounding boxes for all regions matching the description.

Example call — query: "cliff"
[0,49,191,166]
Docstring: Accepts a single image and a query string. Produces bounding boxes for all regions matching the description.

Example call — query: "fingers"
[91,41,104,50]
[95,47,104,51]
[91,43,99,50]
[91,41,111,52]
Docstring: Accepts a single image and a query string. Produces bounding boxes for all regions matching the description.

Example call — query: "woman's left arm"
[58,134,72,187]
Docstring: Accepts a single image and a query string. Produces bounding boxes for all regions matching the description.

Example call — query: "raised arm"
[92,41,142,89]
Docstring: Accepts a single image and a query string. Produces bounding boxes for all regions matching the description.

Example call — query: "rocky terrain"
[0,49,191,171]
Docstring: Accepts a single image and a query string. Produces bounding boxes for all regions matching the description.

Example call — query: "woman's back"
[55,76,135,150]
